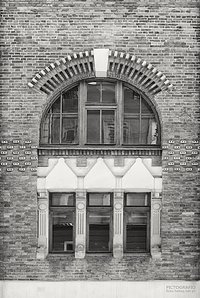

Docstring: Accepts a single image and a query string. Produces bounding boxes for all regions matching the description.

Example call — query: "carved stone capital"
[76,189,87,200]
[37,190,48,199]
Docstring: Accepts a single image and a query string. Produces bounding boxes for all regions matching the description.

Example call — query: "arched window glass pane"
[52,98,60,113]
[51,115,60,143]
[87,110,100,143]
[87,82,101,103]
[123,86,158,145]
[40,80,159,146]
[87,82,115,103]
[102,82,115,103]
[62,117,78,144]
[62,87,78,113]
[124,87,140,113]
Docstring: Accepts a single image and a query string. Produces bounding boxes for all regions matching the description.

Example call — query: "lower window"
[87,193,112,253]
[124,193,150,252]
[49,193,75,253]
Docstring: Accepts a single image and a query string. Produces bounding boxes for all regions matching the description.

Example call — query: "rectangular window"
[87,82,115,103]
[87,110,115,144]
[49,193,75,253]
[87,193,112,253]
[124,193,150,252]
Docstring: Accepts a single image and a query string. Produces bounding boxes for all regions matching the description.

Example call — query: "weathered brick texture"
[0,0,199,280]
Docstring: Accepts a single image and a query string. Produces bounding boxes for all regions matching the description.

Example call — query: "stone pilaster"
[151,194,162,259]
[75,190,87,259]
[36,191,48,259]
[113,190,124,258]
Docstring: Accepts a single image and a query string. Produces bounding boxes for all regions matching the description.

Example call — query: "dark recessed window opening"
[40,80,160,146]
[49,193,75,253]
[87,193,112,253]
[124,193,150,253]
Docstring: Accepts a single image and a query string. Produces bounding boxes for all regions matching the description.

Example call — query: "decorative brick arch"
[28,49,172,96]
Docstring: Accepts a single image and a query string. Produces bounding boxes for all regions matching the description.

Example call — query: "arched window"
[40,80,160,146]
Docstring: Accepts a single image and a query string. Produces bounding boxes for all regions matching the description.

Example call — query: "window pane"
[127,212,148,224]
[50,193,75,206]
[51,115,60,143]
[88,210,111,252]
[87,110,100,143]
[52,98,60,113]
[126,193,150,206]
[52,211,74,252]
[41,115,50,144]
[88,193,111,206]
[87,82,101,103]
[126,225,147,251]
[141,118,158,145]
[102,110,115,144]
[62,87,78,113]
[62,117,78,143]
[123,117,140,144]
[141,118,152,144]
[141,98,153,114]
[124,87,140,113]
[102,82,115,103]
[126,212,148,251]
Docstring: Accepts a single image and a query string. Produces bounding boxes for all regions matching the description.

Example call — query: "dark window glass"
[125,211,148,252]
[51,210,74,252]
[52,98,60,113]
[40,115,50,144]
[126,193,150,206]
[102,82,115,103]
[102,110,115,144]
[124,88,140,113]
[62,117,78,144]
[87,110,115,144]
[62,87,78,113]
[124,192,150,252]
[88,193,111,206]
[88,210,111,252]
[123,117,140,144]
[141,99,153,114]
[123,86,158,145]
[87,82,115,103]
[87,110,100,143]
[87,82,101,103]
[51,115,60,143]
[126,224,147,251]
[50,193,75,206]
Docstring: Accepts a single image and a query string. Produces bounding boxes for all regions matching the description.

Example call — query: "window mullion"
[139,95,142,143]
[100,109,102,144]
[117,81,123,146]
[59,93,63,144]
[79,82,86,145]
[49,111,52,144]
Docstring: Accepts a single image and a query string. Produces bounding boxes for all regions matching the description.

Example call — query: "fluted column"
[36,191,48,259]
[151,193,162,259]
[75,190,86,259]
[113,190,124,258]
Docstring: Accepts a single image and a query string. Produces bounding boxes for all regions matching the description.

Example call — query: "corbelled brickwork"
[0,0,199,280]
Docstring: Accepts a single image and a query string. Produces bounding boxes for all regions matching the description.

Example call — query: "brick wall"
[0,0,199,280]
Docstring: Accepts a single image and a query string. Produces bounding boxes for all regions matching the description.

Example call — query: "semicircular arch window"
[40,80,160,146]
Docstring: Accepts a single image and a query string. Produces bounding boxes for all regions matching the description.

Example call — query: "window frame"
[86,192,113,253]
[49,192,76,254]
[40,79,161,147]
[123,193,151,253]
